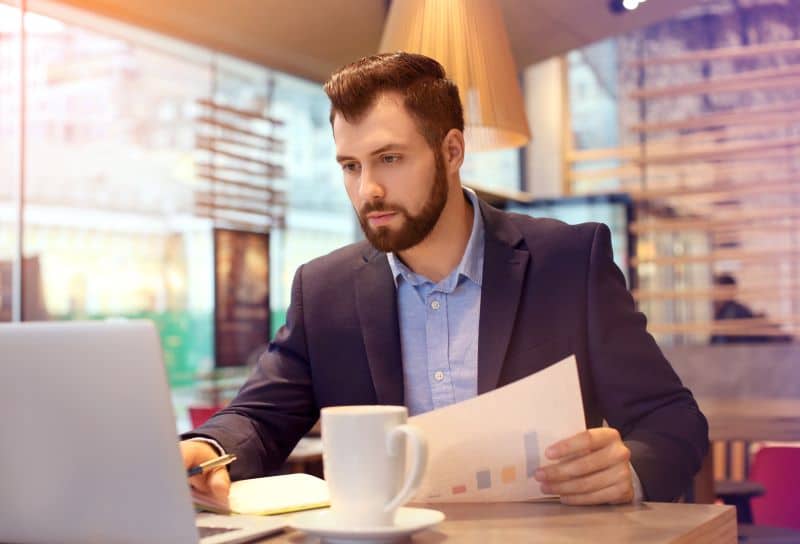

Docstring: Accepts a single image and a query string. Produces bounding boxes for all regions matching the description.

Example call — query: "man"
[710,273,792,344]
[182,52,708,506]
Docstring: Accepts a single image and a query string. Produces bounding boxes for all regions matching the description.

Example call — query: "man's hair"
[323,52,464,149]
[714,273,737,286]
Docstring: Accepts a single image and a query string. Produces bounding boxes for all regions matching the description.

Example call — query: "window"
[0,2,21,322]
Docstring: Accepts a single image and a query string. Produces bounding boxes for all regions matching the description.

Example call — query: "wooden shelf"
[197,98,284,126]
[631,247,800,266]
[627,39,800,67]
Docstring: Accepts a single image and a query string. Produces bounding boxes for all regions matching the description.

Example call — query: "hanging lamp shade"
[379,0,531,151]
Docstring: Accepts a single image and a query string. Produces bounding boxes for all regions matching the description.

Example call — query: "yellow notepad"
[192,473,330,516]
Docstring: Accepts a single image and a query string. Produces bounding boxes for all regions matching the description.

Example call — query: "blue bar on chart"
[524,431,540,478]
[476,469,491,490]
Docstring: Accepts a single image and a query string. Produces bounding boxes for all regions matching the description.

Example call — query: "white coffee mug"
[321,405,427,527]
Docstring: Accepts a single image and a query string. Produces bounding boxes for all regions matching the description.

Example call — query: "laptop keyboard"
[198,526,238,538]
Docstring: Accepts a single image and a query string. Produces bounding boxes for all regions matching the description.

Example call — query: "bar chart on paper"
[415,430,544,502]
[460,432,539,495]
[409,356,586,503]
[447,432,539,498]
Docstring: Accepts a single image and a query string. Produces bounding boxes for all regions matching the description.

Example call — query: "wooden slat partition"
[647,322,798,336]
[631,247,800,267]
[628,39,800,67]
[194,96,286,232]
[196,142,284,174]
[193,209,283,232]
[195,135,281,156]
[568,151,800,183]
[629,105,800,133]
[196,162,280,180]
[568,135,800,165]
[633,284,800,302]
[195,190,285,208]
[197,98,284,126]
[628,178,800,200]
[196,116,284,147]
[566,29,800,343]
[195,173,282,198]
[629,69,800,100]
[630,207,800,232]
[195,198,274,217]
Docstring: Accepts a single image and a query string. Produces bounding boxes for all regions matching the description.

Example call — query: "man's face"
[334,93,449,253]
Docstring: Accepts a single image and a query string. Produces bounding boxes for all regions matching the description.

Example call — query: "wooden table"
[699,398,800,443]
[263,501,735,543]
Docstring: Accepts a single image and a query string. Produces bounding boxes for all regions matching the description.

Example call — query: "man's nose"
[358,168,385,202]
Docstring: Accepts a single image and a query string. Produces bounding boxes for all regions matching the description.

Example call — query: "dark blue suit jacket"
[186,199,708,502]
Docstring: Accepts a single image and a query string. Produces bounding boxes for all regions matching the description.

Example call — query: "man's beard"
[356,151,449,253]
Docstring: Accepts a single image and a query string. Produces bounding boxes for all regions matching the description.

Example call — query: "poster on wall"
[214,228,270,368]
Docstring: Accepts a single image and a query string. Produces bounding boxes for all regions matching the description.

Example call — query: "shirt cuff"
[187,436,226,456]
[630,462,645,503]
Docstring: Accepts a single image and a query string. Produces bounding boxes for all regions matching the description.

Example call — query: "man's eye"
[342,162,359,172]
[382,155,400,164]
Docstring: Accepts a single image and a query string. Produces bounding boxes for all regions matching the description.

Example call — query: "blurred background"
[1,0,799,530]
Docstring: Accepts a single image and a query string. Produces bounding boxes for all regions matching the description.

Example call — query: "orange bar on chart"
[501,465,517,484]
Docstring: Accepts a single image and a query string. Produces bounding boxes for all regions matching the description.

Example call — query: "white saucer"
[288,507,445,544]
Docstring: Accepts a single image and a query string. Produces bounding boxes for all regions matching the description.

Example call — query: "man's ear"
[441,129,465,174]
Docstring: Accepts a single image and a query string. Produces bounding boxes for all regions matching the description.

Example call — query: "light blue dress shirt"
[387,188,484,417]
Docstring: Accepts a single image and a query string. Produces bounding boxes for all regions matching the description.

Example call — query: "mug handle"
[383,423,428,513]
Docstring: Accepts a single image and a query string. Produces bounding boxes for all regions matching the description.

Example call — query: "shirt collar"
[387,187,485,289]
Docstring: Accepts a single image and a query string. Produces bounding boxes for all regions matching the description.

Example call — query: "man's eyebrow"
[336,144,408,163]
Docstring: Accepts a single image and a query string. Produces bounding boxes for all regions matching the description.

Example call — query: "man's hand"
[534,428,633,505]
[179,440,231,505]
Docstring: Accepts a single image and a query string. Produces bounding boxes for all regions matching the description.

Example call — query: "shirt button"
[430,300,441,310]
[434,370,445,382]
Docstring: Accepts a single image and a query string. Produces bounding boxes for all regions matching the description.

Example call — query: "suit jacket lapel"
[477,201,531,394]
[354,250,405,405]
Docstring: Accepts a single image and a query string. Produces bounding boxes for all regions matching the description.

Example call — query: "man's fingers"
[540,462,631,496]
[179,440,219,468]
[180,440,230,504]
[536,440,630,482]
[546,428,620,460]
[188,468,230,507]
[188,473,211,493]
[208,468,231,504]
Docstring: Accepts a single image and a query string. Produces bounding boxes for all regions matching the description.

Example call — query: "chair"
[715,479,764,523]
[750,446,800,530]
[711,439,762,522]
[188,405,224,428]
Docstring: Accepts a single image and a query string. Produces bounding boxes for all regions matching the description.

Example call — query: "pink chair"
[750,446,800,529]
[188,406,224,428]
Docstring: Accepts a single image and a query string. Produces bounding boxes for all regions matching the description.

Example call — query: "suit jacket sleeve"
[181,265,319,480]
[586,223,709,502]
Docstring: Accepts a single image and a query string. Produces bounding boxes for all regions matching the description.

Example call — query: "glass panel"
[270,72,355,332]
[461,147,521,192]
[21,7,214,385]
[507,196,631,285]
[567,38,621,196]
[0,1,21,322]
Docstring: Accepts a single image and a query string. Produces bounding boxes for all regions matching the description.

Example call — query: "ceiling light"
[609,0,647,13]
[379,0,531,151]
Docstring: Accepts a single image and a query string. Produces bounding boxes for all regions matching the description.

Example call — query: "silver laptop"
[0,320,285,544]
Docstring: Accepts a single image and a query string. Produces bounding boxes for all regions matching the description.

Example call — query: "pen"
[186,453,237,478]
